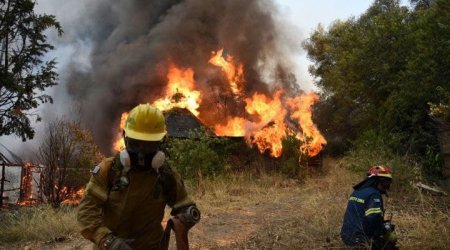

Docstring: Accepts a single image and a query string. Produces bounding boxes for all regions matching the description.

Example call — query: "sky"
[1,0,411,156]
[274,0,409,90]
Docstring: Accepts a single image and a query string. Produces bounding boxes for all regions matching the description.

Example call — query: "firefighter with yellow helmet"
[77,104,199,250]
[341,165,398,249]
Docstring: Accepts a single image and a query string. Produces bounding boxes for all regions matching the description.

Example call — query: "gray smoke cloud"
[51,0,302,154]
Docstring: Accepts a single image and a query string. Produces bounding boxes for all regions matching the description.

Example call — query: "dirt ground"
[15,184,315,249]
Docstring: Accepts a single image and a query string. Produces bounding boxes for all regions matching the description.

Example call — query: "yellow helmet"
[123,104,167,141]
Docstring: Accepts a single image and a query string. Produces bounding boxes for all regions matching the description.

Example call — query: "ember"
[61,187,85,205]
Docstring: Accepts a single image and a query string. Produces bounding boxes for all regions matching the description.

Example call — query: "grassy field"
[1,158,449,249]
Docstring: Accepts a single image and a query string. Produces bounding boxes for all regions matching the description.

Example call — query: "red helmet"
[367,165,393,179]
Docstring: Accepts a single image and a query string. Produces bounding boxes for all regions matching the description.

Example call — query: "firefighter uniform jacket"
[340,186,386,246]
[77,154,194,250]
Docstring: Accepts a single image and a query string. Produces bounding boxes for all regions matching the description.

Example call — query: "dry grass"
[0,205,79,244]
[390,188,450,249]
[0,159,449,250]
[226,158,357,249]
[190,171,297,211]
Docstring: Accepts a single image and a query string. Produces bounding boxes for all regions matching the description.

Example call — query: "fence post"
[0,162,5,207]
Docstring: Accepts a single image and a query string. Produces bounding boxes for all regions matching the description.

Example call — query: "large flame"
[209,49,244,96]
[113,62,202,152]
[214,117,247,136]
[288,93,327,157]
[112,48,326,158]
[153,61,201,115]
[244,90,287,157]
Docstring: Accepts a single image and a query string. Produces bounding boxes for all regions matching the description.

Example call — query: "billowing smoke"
[61,0,301,154]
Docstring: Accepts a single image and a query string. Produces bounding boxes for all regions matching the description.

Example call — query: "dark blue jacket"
[341,186,386,246]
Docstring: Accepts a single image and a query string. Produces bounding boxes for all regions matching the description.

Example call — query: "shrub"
[339,130,422,188]
[166,129,236,180]
[280,135,302,177]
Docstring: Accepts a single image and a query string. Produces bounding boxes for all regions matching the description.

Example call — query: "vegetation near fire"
[37,117,101,206]
[1,0,449,249]
[0,0,62,141]
[306,0,450,175]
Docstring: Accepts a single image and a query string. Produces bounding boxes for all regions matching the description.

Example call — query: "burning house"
[2,1,330,208]
[0,145,42,206]
[0,143,87,207]
[111,53,327,160]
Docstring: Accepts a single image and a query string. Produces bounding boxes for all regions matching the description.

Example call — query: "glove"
[386,231,397,243]
[101,233,134,250]
[383,220,394,232]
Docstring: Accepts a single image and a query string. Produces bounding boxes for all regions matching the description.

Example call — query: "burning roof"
[164,108,214,138]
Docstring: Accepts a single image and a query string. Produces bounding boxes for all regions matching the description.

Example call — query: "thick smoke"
[63,0,301,154]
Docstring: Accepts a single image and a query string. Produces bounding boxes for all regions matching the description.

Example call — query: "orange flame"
[113,112,128,151]
[214,117,247,136]
[214,91,326,157]
[153,61,201,115]
[287,93,327,157]
[17,163,37,205]
[112,49,326,159]
[209,49,244,96]
[113,62,202,151]
[244,90,287,157]
[61,187,85,205]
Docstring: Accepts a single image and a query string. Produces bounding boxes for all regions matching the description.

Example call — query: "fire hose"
[160,206,201,250]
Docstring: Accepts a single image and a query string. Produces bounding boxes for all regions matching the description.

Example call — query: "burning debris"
[1,145,88,207]
[60,186,85,205]
[16,163,40,206]
[16,163,85,206]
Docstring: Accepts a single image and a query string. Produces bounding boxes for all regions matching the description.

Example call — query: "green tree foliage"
[166,129,235,180]
[38,117,102,206]
[280,134,301,177]
[339,130,422,188]
[0,0,62,141]
[304,0,449,171]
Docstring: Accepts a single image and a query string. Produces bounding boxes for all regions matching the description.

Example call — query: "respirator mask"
[125,137,160,169]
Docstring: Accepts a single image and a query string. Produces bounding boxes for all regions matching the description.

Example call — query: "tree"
[0,0,62,141]
[304,0,449,171]
[38,117,102,206]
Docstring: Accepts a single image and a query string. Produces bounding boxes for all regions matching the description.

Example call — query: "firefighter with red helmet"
[77,104,199,250]
[341,165,398,249]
